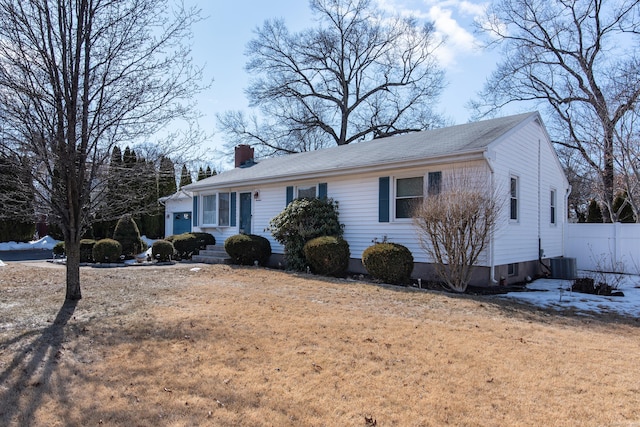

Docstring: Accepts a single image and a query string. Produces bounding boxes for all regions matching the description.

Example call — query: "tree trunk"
[65,239,82,301]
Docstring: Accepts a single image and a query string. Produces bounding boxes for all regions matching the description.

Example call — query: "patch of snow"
[0,260,5,267]
[190,267,201,272]
[0,235,60,251]
[500,271,640,317]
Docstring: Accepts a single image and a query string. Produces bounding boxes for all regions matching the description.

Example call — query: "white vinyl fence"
[564,223,640,274]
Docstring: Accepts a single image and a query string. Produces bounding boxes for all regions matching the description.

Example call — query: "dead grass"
[1,262,639,427]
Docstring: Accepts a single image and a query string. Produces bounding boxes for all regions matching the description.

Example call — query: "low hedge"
[191,232,215,249]
[92,238,123,263]
[224,234,272,266]
[79,239,97,263]
[53,241,65,257]
[362,242,414,285]
[303,236,350,277]
[171,233,200,260]
[152,240,175,262]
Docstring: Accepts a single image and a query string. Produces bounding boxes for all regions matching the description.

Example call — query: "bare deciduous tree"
[473,0,640,222]
[413,170,501,293]
[0,0,205,300]
[218,0,446,156]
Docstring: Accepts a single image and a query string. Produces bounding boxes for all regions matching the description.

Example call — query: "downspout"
[538,139,551,275]
[483,150,498,284]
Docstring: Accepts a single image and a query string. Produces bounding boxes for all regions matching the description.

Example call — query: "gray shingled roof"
[186,112,538,189]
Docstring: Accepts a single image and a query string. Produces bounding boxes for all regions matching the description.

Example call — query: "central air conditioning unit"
[549,257,577,280]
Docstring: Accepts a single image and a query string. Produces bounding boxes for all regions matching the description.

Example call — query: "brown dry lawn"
[0,262,639,427]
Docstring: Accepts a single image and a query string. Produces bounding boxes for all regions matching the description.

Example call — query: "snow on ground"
[0,237,638,318]
[498,271,640,318]
[0,235,59,251]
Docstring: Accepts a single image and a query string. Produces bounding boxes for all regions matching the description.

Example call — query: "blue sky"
[184,0,516,168]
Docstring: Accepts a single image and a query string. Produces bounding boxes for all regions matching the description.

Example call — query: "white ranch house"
[164,112,570,286]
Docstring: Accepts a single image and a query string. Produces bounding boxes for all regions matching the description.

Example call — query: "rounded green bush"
[191,232,216,249]
[172,233,200,260]
[53,241,65,257]
[112,214,146,257]
[152,239,175,262]
[362,243,414,285]
[92,238,123,263]
[224,234,272,266]
[303,236,350,277]
[79,239,97,263]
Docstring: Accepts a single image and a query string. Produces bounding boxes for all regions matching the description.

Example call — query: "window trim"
[550,188,557,225]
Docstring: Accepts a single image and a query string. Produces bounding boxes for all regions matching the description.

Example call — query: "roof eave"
[189,149,487,191]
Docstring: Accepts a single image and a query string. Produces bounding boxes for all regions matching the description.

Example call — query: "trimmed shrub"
[53,241,65,257]
[172,233,200,260]
[362,243,414,285]
[303,236,350,277]
[191,232,216,249]
[113,214,146,257]
[224,234,272,266]
[79,239,97,263]
[269,197,343,271]
[92,238,123,263]
[152,239,175,262]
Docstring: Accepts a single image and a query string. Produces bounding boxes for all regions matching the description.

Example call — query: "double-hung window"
[201,193,231,226]
[395,177,424,219]
[427,171,442,196]
[297,185,317,199]
[510,176,519,221]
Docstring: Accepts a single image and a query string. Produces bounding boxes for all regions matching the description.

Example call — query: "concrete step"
[192,245,231,264]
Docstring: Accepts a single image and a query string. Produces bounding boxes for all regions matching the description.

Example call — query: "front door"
[239,193,252,234]
[173,212,192,235]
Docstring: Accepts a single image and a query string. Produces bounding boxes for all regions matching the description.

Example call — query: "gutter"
[483,150,498,284]
[185,150,487,191]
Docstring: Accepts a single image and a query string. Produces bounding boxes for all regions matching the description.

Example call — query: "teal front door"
[239,193,252,234]
[173,212,191,235]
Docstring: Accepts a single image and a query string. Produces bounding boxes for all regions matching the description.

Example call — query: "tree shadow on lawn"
[0,300,77,425]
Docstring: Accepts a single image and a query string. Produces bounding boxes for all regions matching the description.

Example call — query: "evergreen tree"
[612,192,635,223]
[0,154,35,242]
[586,199,603,223]
[197,166,206,181]
[158,156,177,197]
[179,164,192,188]
[205,166,213,178]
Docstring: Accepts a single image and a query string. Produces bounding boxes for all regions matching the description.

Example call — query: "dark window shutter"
[318,182,328,199]
[379,177,390,222]
[192,196,199,227]
[286,186,294,205]
[230,192,237,227]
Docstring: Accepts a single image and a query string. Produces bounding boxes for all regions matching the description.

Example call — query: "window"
[510,176,518,221]
[550,189,556,224]
[428,171,442,196]
[201,193,231,226]
[297,185,316,199]
[508,263,519,277]
[218,192,230,226]
[202,195,217,225]
[395,176,424,219]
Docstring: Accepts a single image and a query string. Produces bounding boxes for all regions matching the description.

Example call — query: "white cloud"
[376,0,486,69]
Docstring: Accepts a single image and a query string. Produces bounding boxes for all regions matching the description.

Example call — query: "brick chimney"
[234,144,254,168]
